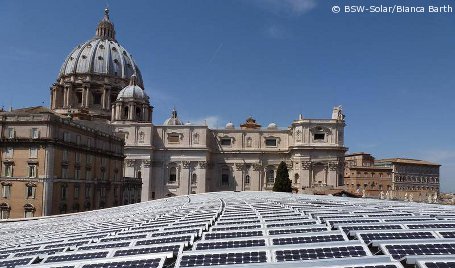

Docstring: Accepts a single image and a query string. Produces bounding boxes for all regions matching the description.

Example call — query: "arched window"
[137,171,142,179]
[169,167,177,183]
[221,167,229,186]
[191,174,197,185]
[24,203,35,218]
[135,107,142,120]
[123,107,129,118]
[294,174,299,184]
[245,175,250,185]
[267,169,274,184]
[0,203,10,219]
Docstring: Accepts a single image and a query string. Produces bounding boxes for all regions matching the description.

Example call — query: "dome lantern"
[96,8,116,41]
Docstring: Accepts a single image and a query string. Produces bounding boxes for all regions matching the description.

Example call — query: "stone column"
[128,104,134,120]
[197,161,207,193]
[85,86,90,107]
[141,160,151,201]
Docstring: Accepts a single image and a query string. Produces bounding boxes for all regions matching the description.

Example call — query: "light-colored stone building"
[0,107,140,219]
[344,152,440,201]
[43,8,348,201]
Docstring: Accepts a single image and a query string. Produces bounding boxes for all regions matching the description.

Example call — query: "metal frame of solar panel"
[352,230,440,245]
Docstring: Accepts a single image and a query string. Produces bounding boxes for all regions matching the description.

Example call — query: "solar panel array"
[0,192,454,268]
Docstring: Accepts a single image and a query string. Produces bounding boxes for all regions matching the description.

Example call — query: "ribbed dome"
[117,75,148,102]
[58,8,143,88]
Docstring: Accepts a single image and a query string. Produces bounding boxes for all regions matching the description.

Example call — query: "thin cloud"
[265,24,291,39]
[208,43,224,64]
[249,0,317,16]
[187,115,222,129]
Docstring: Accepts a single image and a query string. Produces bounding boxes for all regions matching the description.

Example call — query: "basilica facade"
[51,9,347,201]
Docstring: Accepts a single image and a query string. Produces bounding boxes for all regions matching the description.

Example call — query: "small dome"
[225,121,235,129]
[116,75,148,102]
[164,108,183,125]
[267,122,278,129]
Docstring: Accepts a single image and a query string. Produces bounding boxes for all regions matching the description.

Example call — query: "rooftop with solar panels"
[1,192,455,268]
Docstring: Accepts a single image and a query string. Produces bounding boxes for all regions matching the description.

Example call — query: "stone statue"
[331,105,345,121]
[404,192,408,201]
[433,193,438,203]
[380,191,384,199]
[409,193,413,202]
[362,189,366,198]
[385,191,390,200]
[428,194,432,203]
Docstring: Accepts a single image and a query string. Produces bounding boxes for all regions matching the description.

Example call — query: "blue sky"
[1,0,454,191]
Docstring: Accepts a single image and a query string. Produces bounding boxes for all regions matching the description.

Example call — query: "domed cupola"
[96,8,116,41]
[116,75,148,102]
[51,8,144,120]
[164,108,183,126]
[111,75,153,123]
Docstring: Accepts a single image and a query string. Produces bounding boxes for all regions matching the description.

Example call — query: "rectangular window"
[221,174,229,185]
[62,167,68,179]
[31,128,39,139]
[75,152,81,163]
[28,165,37,178]
[85,170,91,180]
[0,209,9,219]
[314,133,325,140]
[87,138,92,148]
[75,169,80,180]
[30,147,38,158]
[168,134,180,143]
[85,185,91,198]
[2,185,11,198]
[4,164,13,177]
[220,138,231,146]
[265,138,277,147]
[7,128,15,139]
[26,186,36,199]
[4,147,13,158]
[63,149,68,161]
[86,154,92,165]
[63,132,71,142]
[74,186,80,199]
[24,211,34,218]
[76,135,81,145]
[60,186,67,200]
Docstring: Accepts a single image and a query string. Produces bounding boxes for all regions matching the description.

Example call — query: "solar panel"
[407,223,455,229]
[380,241,455,260]
[0,257,34,267]
[272,233,346,246]
[135,235,194,246]
[177,250,268,267]
[195,239,266,250]
[44,251,109,263]
[77,242,131,251]
[358,231,437,244]
[203,231,263,240]
[114,244,182,257]
[274,245,369,261]
[268,227,328,235]
[80,258,163,268]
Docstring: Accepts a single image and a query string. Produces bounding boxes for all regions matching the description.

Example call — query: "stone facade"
[344,153,440,201]
[0,107,140,219]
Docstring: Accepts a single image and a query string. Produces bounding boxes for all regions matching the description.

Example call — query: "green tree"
[273,161,292,192]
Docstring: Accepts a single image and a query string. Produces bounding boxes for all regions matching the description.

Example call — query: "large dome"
[58,9,143,88]
[58,38,143,88]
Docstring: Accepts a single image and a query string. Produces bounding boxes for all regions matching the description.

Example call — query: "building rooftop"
[376,158,440,166]
[1,192,454,267]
